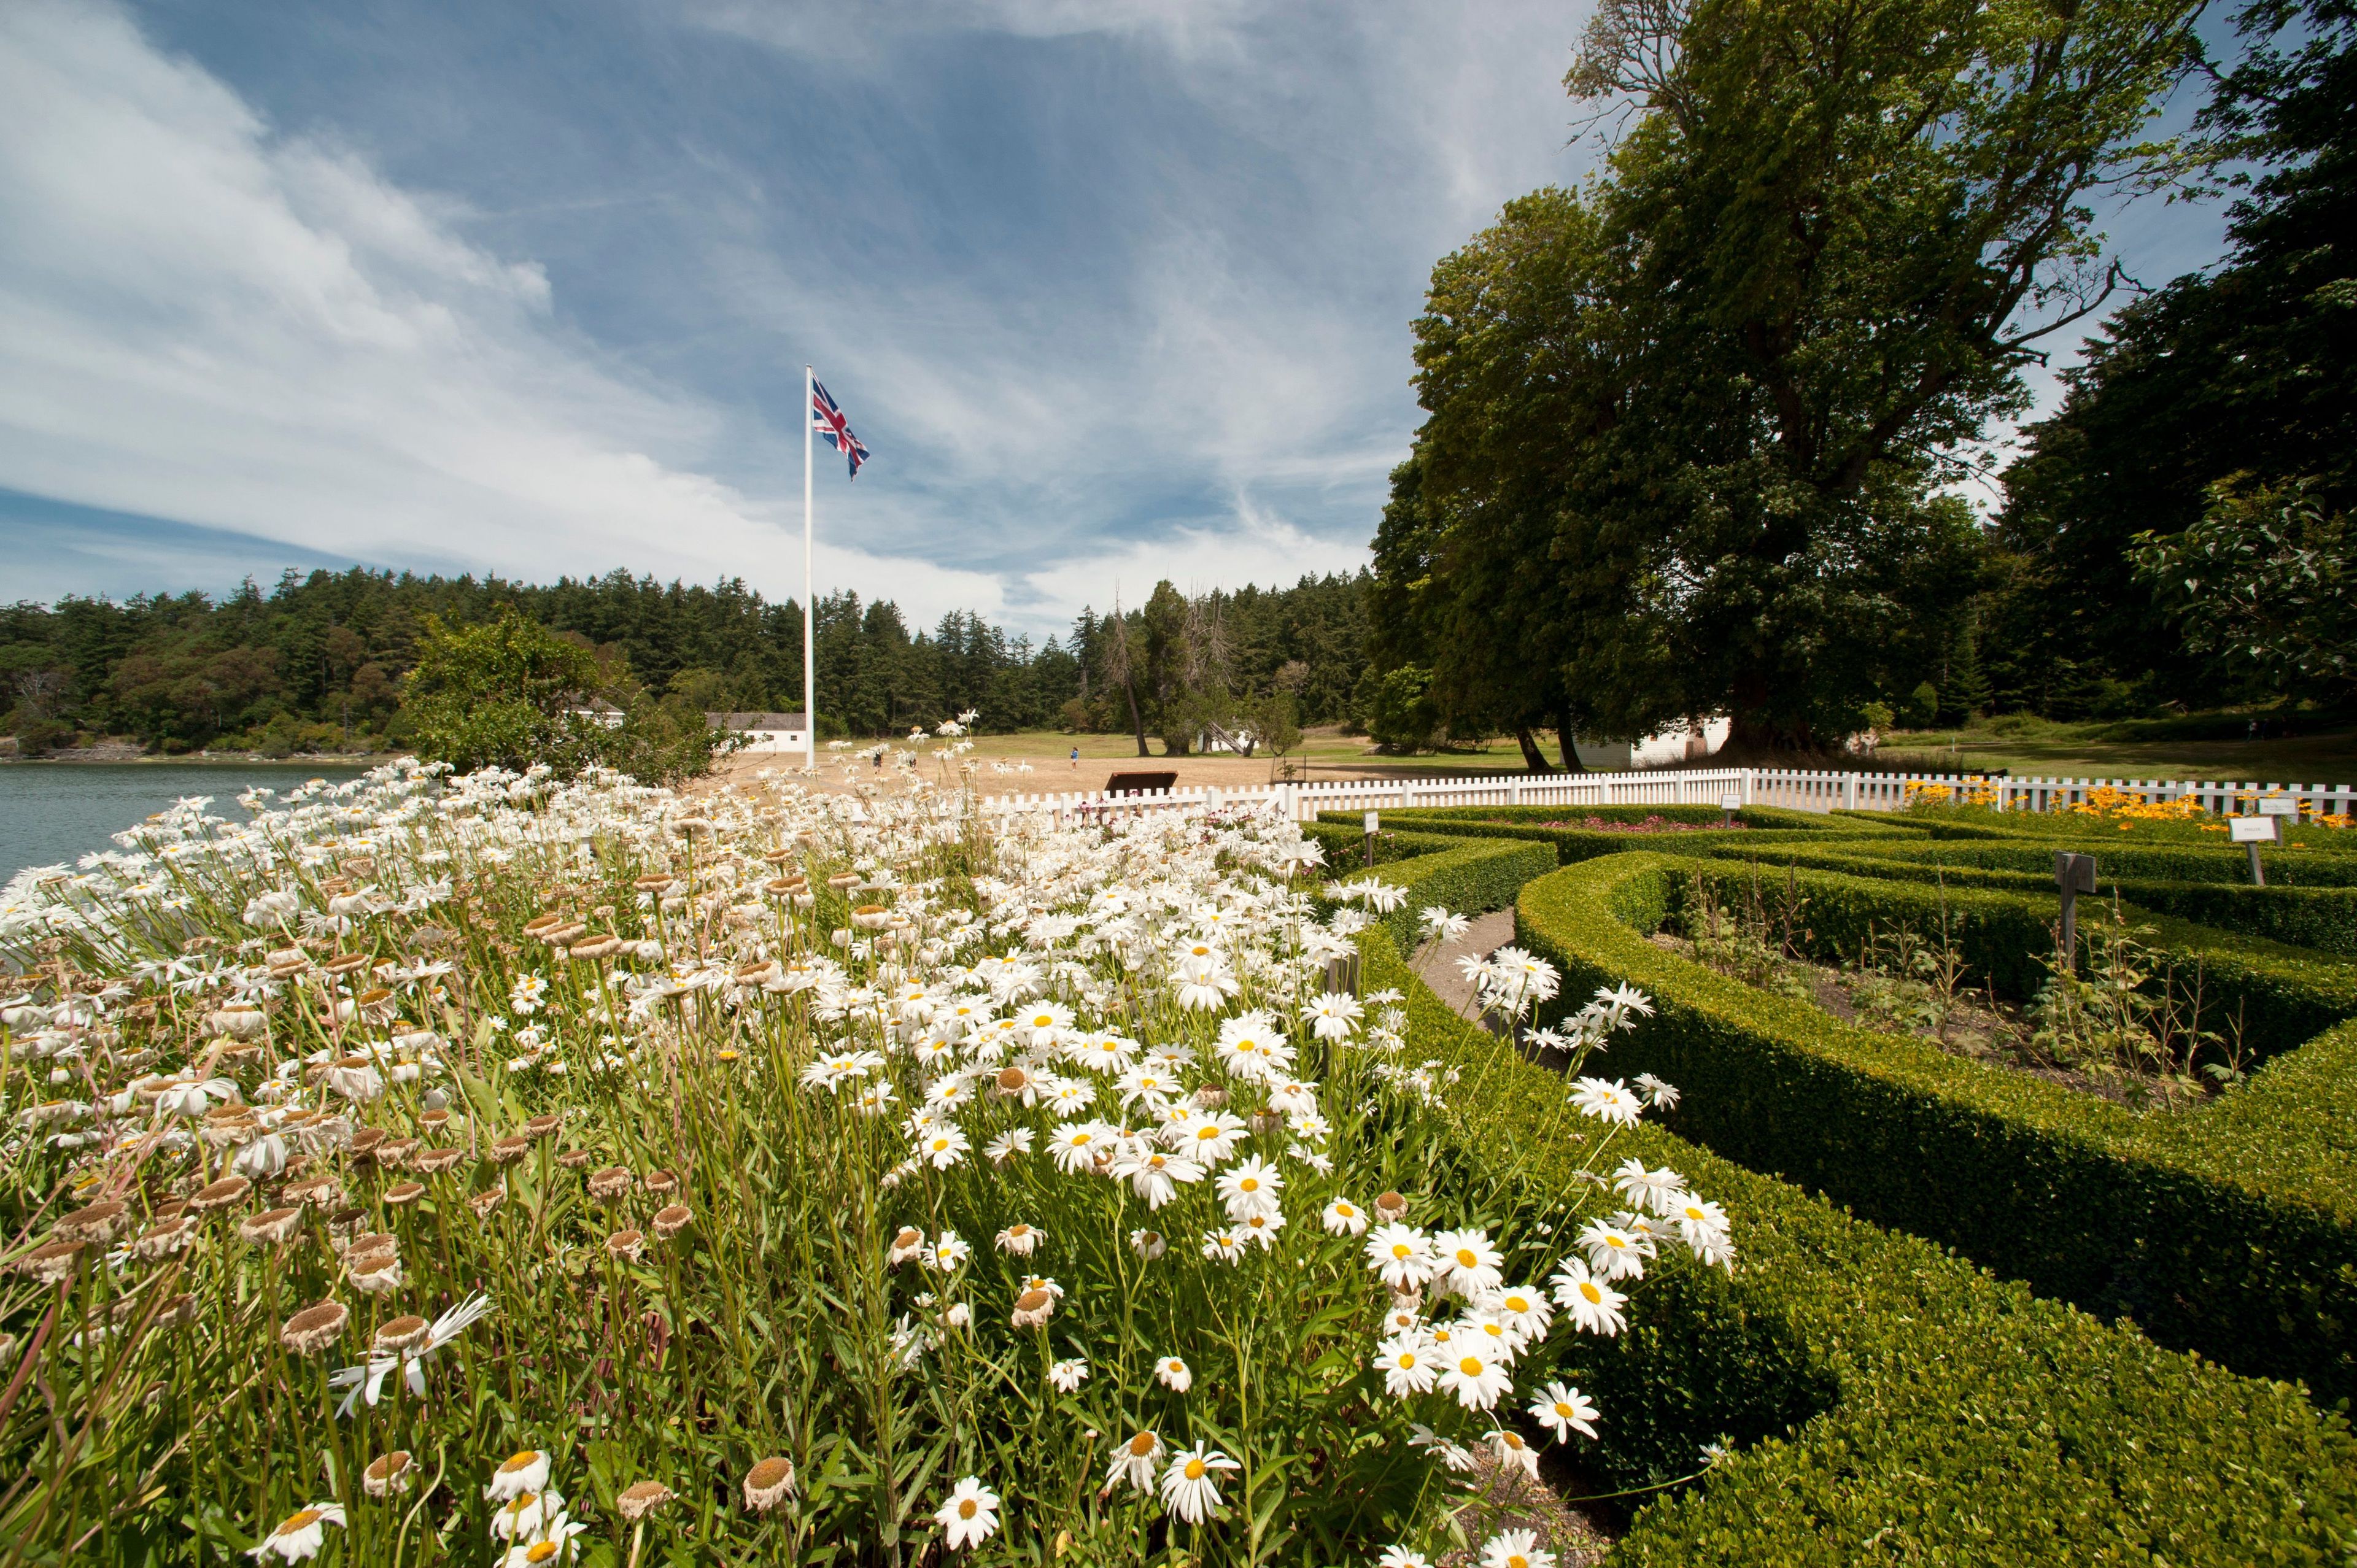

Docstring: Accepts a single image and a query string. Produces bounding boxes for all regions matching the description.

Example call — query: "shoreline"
[0,752,404,767]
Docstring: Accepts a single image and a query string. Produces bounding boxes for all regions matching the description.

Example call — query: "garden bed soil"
[1644,930,2188,1107]
[1433,1441,1620,1567]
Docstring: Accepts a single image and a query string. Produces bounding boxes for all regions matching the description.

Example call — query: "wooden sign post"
[2232,812,2282,885]
[2054,852,2097,971]
[1720,791,1741,828]
[1363,809,1380,868]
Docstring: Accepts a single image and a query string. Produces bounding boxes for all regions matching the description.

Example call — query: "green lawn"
[1874,715,2357,784]
[956,716,2357,786]
[956,726,1549,775]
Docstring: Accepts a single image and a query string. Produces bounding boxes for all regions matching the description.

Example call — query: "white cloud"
[1017,510,1369,628]
[0,0,1007,625]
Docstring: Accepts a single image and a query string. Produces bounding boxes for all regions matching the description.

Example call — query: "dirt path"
[1407,909,1517,1016]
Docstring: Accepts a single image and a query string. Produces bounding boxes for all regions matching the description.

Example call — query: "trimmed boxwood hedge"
[1846,835,2357,886]
[1319,804,1928,870]
[1512,851,2357,1397]
[1356,844,2357,1564]
[1329,801,2357,950]
[1838,805,2357,854]
[1687,840,2357,955]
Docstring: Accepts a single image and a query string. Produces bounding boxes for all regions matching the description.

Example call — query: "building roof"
[706,711,809,730]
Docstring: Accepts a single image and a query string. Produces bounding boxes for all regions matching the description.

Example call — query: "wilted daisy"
[486,1451,552,1502]
[934,1477,1000,1550]
[1155,1355,1193,1392]
[248,1503,346,1562]
[1201,1228,1248,1265]
[616,1481,675,1521]
[1159,1445,1239,1524]
[1129,1228,1167,1261]
[994,1222,1043,1256]
[1487,1427,1542,1480]
[363,1451,416,1497]
[1107,1430,1163,1493]
[742,1456,796,1512]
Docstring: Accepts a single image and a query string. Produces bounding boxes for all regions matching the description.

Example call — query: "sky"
[0,0,2237,638]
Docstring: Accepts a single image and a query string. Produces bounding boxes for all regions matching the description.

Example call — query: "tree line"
[1369,0,2353,759]
[0,565,1371,756]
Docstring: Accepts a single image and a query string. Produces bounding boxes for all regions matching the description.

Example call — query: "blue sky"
[0,0,2234,637]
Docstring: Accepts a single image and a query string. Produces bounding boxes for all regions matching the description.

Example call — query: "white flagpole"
[802,364,816,771]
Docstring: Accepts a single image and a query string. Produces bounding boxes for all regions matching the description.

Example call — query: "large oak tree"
[1380,0,2206,749]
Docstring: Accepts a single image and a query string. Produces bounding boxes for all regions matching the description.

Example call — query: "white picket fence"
[975,765,2357,824]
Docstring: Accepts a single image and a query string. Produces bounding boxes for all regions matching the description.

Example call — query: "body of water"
[0,762,370,881]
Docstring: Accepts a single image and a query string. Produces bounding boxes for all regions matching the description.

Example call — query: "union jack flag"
[811,379,870,479]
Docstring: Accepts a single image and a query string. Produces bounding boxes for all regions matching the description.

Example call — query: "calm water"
[0,763,368,881]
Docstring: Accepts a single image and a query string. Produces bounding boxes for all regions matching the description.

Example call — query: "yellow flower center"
[1129,1432,1158,1456]
[1399,1352,1417,1367]
[1509,1556,1530,1568]
[959,1499,978,1519]
[1241,1178,1258,1192]
[502,1451,538,1472]
[1185,1459,1207,1480]
[1455,1249,1477,1268]
[279,1510,322,1533]
[1581,1281,1602,1304]
[1685,1207,1705,1221]
[1392,1244,1411,1259]
[527,1545,559,1564]
[1555,1402,1573,1418]
[1459,1356,1483,1376]
[1338,1205,1355,1217]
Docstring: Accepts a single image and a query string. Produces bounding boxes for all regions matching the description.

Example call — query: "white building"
[1573,716,1730,771]
[708,711,810,752]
